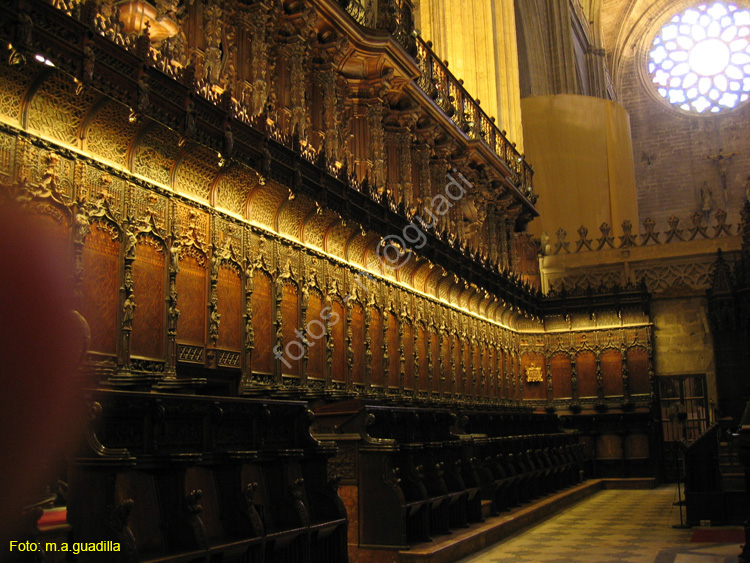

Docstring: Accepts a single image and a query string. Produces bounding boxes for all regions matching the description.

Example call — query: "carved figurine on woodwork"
[123,221,137,260]
[168,297,180,334]
[73,201,90,245]
[169,237,180,274]
[122,295,136,330]
[209,305,221,341]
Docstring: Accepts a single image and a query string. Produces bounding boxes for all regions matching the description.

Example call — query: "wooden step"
[398,481,606,563]
[481,499,493,520]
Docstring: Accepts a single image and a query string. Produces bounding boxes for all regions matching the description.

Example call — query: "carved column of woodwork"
[595,349,604,403]
[499,219,511,272]
[426,312,435,397]
[117,219,137,377]
[368,103,387,197]
[415,143,431,213]
[71,191,88,311]
[273,268,285,386]
[546,353,554,407]
[494,335,502,403]
[165,223,179,379]
[325,290,335,390]
[364,296,373,393]
[503,347,511,403]
[507,220,519,274]
[275,262,295,387]
[413,314,420,395]
[470,333,478,402]
[646,326,656,399]
[428,156,446,224]
[398,306,406,394]
[300,278,310,390]
[239,4,272,119]
[286,38,310,143]
[346,292,354,394]
[571,358,579,409]
[318,67,340,167]
[438,318,446,399]
[621,345,631,403]
[203,0,230,87]
[207,240,221,369]
[459,328,467,402]
[510,345,518,403]
[241,261,255,391]
[398,129,414,212]
[384,129,401,207]
[382,303,391,391]
[449,328,457,400]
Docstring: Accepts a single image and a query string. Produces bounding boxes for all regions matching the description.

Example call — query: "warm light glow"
[649,2,750,113]
[689,38,731,75]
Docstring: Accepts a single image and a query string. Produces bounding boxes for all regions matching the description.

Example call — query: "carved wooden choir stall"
[0,0,658,561]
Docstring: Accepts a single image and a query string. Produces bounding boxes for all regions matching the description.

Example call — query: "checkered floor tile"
[456,486,744,563]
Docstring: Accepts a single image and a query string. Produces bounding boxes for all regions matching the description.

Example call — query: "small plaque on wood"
[526,364,543,383]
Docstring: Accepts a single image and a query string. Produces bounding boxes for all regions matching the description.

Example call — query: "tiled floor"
[456,485,743,563]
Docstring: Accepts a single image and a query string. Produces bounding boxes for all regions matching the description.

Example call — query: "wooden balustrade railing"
[338,0,535,199]
[412,36,534,199]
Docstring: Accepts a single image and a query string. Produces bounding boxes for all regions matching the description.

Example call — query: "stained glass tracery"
[648,2,750,113]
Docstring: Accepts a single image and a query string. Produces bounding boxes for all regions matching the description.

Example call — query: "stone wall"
[651,297,717,412]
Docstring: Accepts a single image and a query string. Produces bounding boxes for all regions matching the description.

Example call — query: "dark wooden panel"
[596,434,623,460]
[482,344,490,399]
[387,312,399,389]
[132,239,164,359]
[521,352,546,400]
[332,300,346,384]
[442,334,452,396]
[177,252,206,345]
[453,337,462,396]
[510,352,520,400]
[497,348,505,399]
[281,283,300,376]
[81,224,119,355]
[490,347,498,399]
[351,303,364,385]
[467,342,478,398]
[115,473,162,554]
[551,353,573,399]
[576,350,598,398]
[369,308,383,388]
[403,322,414,390]
[417,325,428,393]
[602,349,624,396]
[429,331,439,395]
[627,347,650,395]
[624,434,650,459]
[252,271,273,375]
[306,293,326,379]
[217,265,242,352]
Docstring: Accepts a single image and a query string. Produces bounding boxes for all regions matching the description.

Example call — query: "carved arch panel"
[575,350,598,399]
[369,306,384,390]
[601,347,624,396]
[627,346,651,396]
[550,352,573,400]
[217,263,243,364]
[305,291,327,381]
[132,235,166,360]
[81,221,120,355]
[251,270,274,376]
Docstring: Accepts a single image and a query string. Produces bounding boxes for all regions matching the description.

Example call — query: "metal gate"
[658,374,710,482]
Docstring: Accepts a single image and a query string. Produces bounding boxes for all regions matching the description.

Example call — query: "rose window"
[648,2,750,113]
